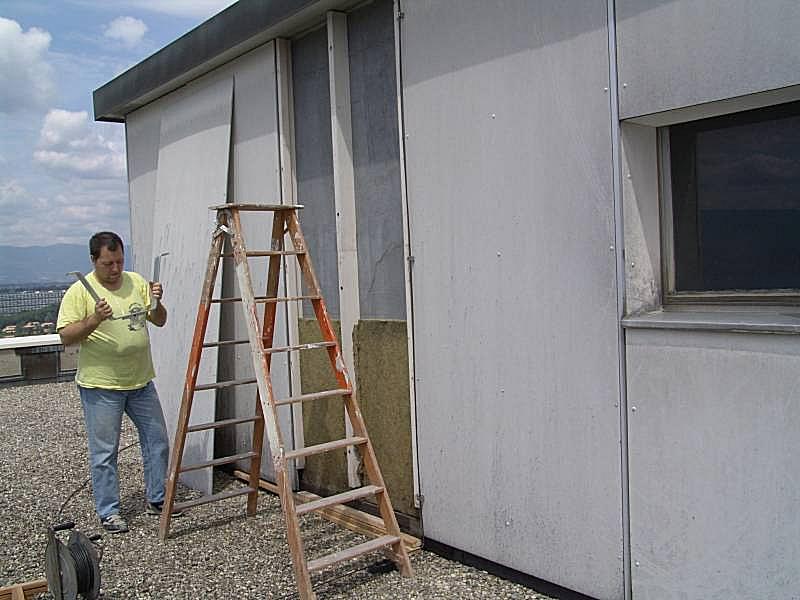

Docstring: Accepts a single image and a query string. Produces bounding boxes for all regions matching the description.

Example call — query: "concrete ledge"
[622,310,800,335]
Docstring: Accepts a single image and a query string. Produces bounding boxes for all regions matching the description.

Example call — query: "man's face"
[93,246,124,286]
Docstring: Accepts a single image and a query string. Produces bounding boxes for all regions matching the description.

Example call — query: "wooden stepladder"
[158,204,412,599]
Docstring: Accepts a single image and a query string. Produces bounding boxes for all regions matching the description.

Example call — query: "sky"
[0,0,238,247]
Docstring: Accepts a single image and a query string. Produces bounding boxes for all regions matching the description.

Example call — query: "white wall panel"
[401,1,623,598]
[149,76,233,493]
[627,329,800,599]
[617,0,800,119]
[126,103,161,275]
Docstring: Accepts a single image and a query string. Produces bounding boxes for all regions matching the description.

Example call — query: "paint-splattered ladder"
[158,204,412,600]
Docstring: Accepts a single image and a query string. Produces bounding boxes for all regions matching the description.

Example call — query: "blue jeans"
[78,381,170,519]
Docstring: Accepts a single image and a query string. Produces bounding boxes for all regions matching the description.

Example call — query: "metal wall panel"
[149,76,233,493]
[349,0,405,320]
[401,2,623,598]
[291,27,339,319]
[626,329,800,599]
[213,43,295,485]
[617,0,800,119]
[125,103,160,275]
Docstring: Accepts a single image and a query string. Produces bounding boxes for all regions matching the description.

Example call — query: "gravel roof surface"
[1,381,557,599]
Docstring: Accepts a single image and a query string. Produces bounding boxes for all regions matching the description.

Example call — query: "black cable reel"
[45,521,102,600]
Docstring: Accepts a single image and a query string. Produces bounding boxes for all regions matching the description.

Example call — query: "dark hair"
[89,232,124,260]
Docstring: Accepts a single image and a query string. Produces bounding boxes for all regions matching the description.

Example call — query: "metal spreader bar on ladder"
[158,203,412,600]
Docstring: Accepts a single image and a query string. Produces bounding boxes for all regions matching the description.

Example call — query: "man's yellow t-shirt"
[57,271,156,390]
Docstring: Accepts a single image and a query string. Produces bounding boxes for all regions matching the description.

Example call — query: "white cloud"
[0,17,56,113]
[104,16,148,48]
[34,109,126,179]
[0,177,129,246]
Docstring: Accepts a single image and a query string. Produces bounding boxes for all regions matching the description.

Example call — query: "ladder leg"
[249,211,287,514]
[278,458,315,600]
[246,394,265,516]
[160,226,226,541]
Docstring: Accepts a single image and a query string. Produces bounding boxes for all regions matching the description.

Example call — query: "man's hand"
[148,281,167,327]
[150,281,163,302]
[59,299,110,345]
[95,298,113,322]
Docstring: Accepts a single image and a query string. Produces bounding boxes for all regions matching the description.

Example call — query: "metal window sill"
[621,310,800,335]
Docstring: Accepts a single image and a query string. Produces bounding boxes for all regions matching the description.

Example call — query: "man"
[57,231,178,533]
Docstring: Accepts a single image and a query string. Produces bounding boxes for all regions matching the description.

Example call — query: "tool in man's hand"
[151,252,169,312]
[67,271,148,322]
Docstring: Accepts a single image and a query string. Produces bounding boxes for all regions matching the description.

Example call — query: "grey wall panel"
[401,2,623,598]
[292,27,338,319]
[617,0,800,119]
[348,0,405,320]
[149,76,233,494]
[626,329,800,599]
[125,103,160,275]
[214,43,294,484]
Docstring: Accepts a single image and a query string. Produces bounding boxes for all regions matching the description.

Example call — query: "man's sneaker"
[101,514,129,534]
[146,501,184,518]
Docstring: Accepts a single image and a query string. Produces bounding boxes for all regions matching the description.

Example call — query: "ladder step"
[209,203,304,211]
[179,451,258,473]
[274,389,350,406]
[265,341,337,355]
[296,485,383,516]
[187,415,262,433]
[285,437,367,461]
[211,295,320,304]
[173,486,256,511]
[307,535,401,573]
[194,377,257,391]
[220,250,305,257]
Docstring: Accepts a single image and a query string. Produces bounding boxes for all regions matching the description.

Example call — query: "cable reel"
[45,521,102,600]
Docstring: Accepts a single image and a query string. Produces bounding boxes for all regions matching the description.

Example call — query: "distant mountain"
[0,244,92,285]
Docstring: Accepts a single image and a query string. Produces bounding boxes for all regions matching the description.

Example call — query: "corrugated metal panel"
[401,1,623,598]
[292,27,339,319]
[617,0,800,119]
[349,0,406,320]
[149,76,233,494]
[626,329,800,600]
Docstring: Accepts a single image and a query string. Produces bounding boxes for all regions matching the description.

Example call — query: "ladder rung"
[285,437,367,461]
[296,485,383,516]
[194,377,257,391]
[274,389,350,406]
[187,415,261,432]
[173,486,256,511]
[307,535,401,573]
[209,203,304,211]
[265,341,337,355]
[220,250,305,257]
[179,451,258,473]
[210,295,320,304]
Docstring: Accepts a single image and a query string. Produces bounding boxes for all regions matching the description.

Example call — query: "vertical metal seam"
[606,1,633,599]
[392,0,422,512]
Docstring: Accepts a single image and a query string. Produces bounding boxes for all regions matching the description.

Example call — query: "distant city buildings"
[0,287,67,315]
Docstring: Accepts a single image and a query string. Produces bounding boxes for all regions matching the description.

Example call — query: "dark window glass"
[669,101,800,292]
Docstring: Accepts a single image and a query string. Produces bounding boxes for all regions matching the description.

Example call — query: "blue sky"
[0,0,237,247]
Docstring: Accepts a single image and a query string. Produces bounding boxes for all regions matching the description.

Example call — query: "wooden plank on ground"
[233,470,421,552]
[0,578,48,600]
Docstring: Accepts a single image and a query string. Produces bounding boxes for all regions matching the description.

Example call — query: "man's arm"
[58,298,112,345]
[148,282,167,327]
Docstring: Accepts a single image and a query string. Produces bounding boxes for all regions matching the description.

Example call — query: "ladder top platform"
[208,203,304,211]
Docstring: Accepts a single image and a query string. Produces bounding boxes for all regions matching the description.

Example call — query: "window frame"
[658,122,800,307]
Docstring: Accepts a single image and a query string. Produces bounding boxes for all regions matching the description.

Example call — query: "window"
[662,101,800,302]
